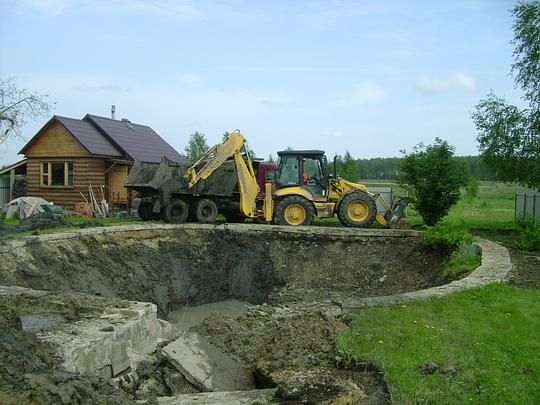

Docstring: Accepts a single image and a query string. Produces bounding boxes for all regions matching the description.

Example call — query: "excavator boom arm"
[184,132,248,188]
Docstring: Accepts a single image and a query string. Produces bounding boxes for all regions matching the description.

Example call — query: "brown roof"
[20,114,187,164]
[56,115,122,157]
[85,115,186,164]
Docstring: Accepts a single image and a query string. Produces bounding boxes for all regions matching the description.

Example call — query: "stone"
[152,388,277,405]
[418,361,440,375]
[162,332,253,392]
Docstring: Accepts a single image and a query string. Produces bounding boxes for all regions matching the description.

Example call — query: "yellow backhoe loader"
[126,131,408,228]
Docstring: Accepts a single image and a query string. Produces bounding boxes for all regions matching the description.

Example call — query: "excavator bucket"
[385,197,410,229]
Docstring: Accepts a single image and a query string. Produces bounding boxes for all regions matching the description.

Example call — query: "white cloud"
[415,72,476,94]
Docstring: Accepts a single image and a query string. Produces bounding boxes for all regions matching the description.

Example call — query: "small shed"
[516,192,540,220]
[0,159,28,205]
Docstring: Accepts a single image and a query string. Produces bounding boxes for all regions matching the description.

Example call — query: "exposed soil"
[194,304,390,404]
[0,213,75,238]
[507,248,540,288]
[0,225,456,404]
[0,293,136,405]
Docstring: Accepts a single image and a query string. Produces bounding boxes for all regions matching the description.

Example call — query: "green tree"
[267,154,276,163]
[184,131,209,163]
[0,77,53,144]
[472,1,540,190]
[341,150,358,182]
[400,138,468,226]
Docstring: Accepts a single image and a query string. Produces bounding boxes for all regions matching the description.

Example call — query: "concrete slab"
[143,388,276,405]
[162,332,254,392]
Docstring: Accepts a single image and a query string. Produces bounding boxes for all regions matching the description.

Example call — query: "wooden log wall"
[26,158,106,208]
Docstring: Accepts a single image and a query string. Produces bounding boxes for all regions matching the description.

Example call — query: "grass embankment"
[337,283,540,404]
[336,181,539,403]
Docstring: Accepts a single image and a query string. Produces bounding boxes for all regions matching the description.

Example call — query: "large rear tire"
[164,199,189,223]
[275,196,314,226]
[337,192,377,228]
[193,198,218,223]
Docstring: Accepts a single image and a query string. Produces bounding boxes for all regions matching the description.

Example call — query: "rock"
[152,388,277,405]
[443,364,458,377]
[162,332,253,392]
[100,325,114,332]
[163,366,198,395]
[418,361,440,375]
[318,304,342,322]
[273,369,366,403]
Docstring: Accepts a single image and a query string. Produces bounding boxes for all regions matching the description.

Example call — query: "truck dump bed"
[124,157,185,192]
[124,157,240,197]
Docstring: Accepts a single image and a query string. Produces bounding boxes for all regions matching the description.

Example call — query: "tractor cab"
[276,150,329,201]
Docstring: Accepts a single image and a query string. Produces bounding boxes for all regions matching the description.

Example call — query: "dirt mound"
[18,213,72,232]
[0,213,74,238]
[0,300,135,405]
[194,304,390,404]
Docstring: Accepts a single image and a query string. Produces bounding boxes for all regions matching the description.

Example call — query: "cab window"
[278,156,299,185]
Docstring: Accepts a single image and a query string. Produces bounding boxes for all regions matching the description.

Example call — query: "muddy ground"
[0,291,135,404]
[194,304,390,404]
[0,289,389,404]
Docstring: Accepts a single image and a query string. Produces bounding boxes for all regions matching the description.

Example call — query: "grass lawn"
[335,181,539,403]
[337,283,540,404]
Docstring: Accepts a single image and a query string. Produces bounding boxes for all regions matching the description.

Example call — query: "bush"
[443,241,482,280]
[516,218,540,251]
[423,224,474,249]
[465,178,479,200]
[400,138,468,226]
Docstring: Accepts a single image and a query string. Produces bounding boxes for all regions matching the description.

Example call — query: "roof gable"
[84,115,187,164]
[20,115,122,158]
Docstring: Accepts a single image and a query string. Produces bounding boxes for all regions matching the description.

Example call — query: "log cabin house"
[18,114,187,208]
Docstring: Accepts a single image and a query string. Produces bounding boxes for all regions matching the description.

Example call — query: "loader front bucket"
[386,197,410,229]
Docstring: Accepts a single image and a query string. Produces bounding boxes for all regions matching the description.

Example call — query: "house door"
[108,165,129,205]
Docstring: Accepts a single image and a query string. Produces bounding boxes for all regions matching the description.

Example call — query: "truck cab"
[276,150,329,201]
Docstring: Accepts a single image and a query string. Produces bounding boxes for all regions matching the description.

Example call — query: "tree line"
[327,153,494,182]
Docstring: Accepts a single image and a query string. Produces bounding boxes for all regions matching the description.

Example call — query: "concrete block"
[162,332,253,392]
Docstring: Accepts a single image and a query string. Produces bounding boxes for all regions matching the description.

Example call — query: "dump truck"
[124,134,277,223]
[125,131,408,228]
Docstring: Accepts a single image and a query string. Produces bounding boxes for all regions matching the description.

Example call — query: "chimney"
[111,105,116,120]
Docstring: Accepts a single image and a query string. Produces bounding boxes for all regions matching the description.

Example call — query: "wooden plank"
[24,122,90,157]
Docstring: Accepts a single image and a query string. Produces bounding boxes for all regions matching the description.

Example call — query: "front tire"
[275,196,315,226]
[337,192,377,228]
[163,199,189,223]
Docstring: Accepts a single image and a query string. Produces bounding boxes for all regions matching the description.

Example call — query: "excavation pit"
[0,223,447,315]
[0,223,454,404]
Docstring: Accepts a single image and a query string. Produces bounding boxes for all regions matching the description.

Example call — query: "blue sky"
[0,0,523,165]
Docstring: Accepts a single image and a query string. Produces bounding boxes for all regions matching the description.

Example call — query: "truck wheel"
[138,203,153,221]
[194,198,218,222]
[275,196,314,226]
[337,192,377,228]
[164,199,189,223]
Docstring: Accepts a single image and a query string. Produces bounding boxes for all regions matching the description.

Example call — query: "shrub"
[443,241,482,280]
[423,224,474,249]
[400,138,468,226]
[516,218,540,251]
